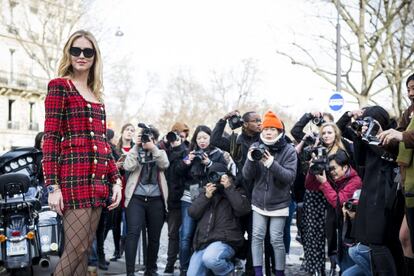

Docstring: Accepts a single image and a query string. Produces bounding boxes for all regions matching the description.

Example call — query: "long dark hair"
[116,123,134,152]
[34,132,44,150]
[190,125,212,151]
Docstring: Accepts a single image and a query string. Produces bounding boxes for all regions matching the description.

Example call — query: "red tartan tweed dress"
[42,78,120,210]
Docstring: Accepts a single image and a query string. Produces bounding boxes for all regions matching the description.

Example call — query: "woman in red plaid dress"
[43,30,122,275]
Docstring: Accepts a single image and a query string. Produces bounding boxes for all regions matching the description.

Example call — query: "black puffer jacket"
[188,184,251,252]
[165,143,188,210]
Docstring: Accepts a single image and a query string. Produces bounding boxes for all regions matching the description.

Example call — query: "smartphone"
[118,154,127,162]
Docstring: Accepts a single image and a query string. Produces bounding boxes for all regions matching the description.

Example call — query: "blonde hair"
[57,30,104,101]
[319,122,346,155]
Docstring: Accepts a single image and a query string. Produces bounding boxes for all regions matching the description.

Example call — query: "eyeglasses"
[69,47,95,58]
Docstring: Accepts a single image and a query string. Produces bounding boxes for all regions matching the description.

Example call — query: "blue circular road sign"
[329,93,344,111]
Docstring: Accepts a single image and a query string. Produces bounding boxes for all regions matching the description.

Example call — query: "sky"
[87,0,363,120]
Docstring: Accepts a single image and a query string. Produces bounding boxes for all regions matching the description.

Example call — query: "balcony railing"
[0,70,48,92]
[7,121,20,130]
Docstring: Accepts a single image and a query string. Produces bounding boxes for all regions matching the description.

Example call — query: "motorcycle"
[0,147,61,275]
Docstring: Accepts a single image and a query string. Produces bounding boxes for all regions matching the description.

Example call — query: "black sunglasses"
[69,47,95,58]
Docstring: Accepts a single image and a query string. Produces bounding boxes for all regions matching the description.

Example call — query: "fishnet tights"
[54,208,102,276]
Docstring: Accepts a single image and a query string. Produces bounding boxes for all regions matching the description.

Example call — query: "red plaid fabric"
[43,78,120,210]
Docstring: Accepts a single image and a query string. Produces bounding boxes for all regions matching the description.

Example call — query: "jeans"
[283,200,297,254]
[125,195,165,274]
[342,243,372,276]
[251,210,286,270]
[166,208,182,266]
[187,241,235,276]
[88,239,98,266]
[339,247,355,273]
[179,201,196,271]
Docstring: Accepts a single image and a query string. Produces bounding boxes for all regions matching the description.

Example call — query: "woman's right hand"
[48,189,64,216]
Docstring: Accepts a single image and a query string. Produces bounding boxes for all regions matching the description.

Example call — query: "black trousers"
[97,207,109,258]
[105,205,123,253]
[125,195,165,273]
[166,208,182,266]
[406,207,414,253]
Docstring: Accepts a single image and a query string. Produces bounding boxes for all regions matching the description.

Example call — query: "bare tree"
[1,0,91,79]
[276,0,414,116]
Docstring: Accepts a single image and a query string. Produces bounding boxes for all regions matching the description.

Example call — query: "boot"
[404,257,414,276]
[120,236,126,256]
[110,250,121,261]
[98,254,108,270]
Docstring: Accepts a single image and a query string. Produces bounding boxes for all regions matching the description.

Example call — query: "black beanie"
[106,128,115,140]
[362,106,390,130]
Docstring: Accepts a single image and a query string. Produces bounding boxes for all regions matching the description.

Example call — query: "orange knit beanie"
[262,111,283,130]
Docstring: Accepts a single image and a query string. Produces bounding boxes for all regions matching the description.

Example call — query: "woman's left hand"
[201,153,211,166]
[315,170,327,184]
[108,180,122,210]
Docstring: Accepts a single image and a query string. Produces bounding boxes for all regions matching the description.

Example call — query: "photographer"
[302,122,350,275]
[377,74,414,275]
[176,125,228,275]
[160,122,190,274]
[187,163,251,275]
[123,124,169,276]
[305,150,362,273]
[350,106,404,276]
[291,111,334,143]
[243,111,297,276]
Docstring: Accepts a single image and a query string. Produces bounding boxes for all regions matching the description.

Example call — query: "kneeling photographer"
[350,106,405,276]
[187,162,251,275]
[305,150,362,272]
[123,123,169,276]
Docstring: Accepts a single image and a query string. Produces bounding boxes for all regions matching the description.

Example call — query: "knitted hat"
[262,111,283,130]
[171,122,190,133]
[106,128,115,140]
[362,106,390,130]
[208,162,228,175]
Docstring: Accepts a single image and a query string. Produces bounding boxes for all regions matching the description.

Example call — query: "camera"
[228,114,244,130]
[311,115,326,127]
[344,198,359,212]
[193,149,205,161]
[137,147,154,164]
[351,117,381,145]
[251,144,269,161]
[138,123,154,143]
[207,171,226,191]
[166,131,180,143]
[309,146,329,175]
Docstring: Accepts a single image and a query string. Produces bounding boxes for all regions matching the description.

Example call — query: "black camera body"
[207,171,226,191]
[228,115,244,130]
[251,144,269,161]
[344,198,358,212]
[138,123,154,143]
[308,146,329,175]
[311,114,326,127]
[193,149,205,161]
[351,117,381,145]
[166,131,180,143]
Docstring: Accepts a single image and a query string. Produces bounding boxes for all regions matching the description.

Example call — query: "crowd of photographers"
[73,74,414,276]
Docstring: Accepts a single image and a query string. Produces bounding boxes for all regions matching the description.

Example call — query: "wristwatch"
[47,185,60,193]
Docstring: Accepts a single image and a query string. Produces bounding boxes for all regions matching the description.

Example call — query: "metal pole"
[336,0,341,92]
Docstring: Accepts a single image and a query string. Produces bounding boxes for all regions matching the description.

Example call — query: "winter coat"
[188,184,251,252]
[123,144,169,209]
[243,139,297,211]
[165,143,188,210]
[305,167,362,208]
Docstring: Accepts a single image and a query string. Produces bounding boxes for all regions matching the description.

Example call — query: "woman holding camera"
[243,111,297,276]
[305,150,362,273]
[302,122,350,275]
[176,125,228,275]
[123,125,169,276]
[187,162,251,275]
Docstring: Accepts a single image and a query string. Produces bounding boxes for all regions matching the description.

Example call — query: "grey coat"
[242,142,297,211]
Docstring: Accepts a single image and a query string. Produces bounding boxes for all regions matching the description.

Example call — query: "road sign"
[329,93,344,111]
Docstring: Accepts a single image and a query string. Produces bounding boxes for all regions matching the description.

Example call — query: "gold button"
[101,175,105,179]
[100,107,104,111]
[105,147,108,152]
[102,120,105,125]
[94,159,98,164]
[90,131,94,137]
[103,134,106,139]
[89,117,93,123]
[87,103,91,108]
[93,145,97,151]
[61,137,64,142]
[91,173,95,178]
[105,161,108,166]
